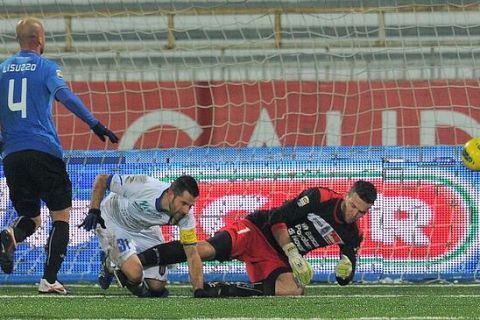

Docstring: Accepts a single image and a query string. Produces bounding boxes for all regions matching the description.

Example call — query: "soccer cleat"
[0,228,16,274]
[38,278,68,295]
[203,281,225,297]
[203,281,264,297]
[98,251,114,290]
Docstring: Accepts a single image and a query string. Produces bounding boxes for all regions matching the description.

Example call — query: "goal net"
[0,0,478,284]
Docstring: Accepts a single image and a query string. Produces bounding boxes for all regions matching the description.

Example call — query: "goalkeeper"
[137,180,377,297]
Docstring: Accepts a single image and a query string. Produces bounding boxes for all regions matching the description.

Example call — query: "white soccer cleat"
[38,278,68,295]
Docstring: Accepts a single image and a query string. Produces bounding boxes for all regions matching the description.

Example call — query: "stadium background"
[0,0,479,284]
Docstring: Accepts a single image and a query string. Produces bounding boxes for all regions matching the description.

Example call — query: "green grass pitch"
[0,283,479,319]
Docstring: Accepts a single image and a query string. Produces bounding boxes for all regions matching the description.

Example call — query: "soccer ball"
[461,137,480,171]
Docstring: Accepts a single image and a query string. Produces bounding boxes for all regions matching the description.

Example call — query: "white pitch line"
[1,294,480,299]
[30,317,468,320]
[2,283,480,288]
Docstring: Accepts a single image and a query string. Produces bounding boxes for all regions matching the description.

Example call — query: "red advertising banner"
[55,81,480,149]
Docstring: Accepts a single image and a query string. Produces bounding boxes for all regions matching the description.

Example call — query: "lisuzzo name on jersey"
[2,63,37,73]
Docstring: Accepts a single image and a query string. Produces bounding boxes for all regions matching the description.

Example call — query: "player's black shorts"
[3,150,72,217]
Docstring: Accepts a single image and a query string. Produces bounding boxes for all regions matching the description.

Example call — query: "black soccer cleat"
[0,228,16,274]
[203,281,264,297]
[203,281,225,297]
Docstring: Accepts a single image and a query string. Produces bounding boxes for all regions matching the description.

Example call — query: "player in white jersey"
[79,174,209,298]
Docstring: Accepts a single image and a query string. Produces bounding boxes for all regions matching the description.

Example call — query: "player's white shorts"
[96,219,168,281]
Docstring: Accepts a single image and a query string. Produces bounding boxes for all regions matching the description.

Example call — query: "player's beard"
[167,198,184,225]
[340,200,347,222]
[168,212,183,225]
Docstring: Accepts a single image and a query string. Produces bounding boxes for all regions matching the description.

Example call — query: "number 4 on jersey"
[8,78,27,118]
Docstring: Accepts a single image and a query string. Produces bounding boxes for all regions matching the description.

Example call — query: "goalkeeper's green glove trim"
[282,242,313,286]
[335,254,353,279]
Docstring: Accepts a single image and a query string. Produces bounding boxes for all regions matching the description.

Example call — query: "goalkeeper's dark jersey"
[246,187,362,266]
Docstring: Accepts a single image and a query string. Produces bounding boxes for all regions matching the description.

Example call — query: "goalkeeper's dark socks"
[137,247,160,267]
[43,221,69,283]
[12,216,36,243]
[138,240,186,267]
[255,279,276,296]
[204,281,264,297]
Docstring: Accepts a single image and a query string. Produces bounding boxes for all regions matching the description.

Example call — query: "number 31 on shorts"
[116,238,131,252]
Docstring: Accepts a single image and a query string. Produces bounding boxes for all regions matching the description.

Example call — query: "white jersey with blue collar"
[100,174,196,233]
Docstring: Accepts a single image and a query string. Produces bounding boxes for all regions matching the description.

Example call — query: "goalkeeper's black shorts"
[3,150,72,217]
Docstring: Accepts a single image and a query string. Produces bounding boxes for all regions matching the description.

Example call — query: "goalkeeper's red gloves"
[79,208,106,231]
[91,122,119,143]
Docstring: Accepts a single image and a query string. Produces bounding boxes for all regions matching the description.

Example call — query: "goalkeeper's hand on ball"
[282,242,313,286]
[335,254,353,279]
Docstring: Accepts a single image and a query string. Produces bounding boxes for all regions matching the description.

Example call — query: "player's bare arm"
[79,174,109,231]
[89,174,110,209]
[183,244,205,290]
[272,224,291,248]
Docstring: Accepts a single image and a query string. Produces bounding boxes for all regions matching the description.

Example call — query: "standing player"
[137,180,377,297]
[0,17,118,294]
[79,174,208,298]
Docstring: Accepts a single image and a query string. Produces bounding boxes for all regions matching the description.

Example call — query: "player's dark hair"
[350,180,377,204]
[171,175,199,197]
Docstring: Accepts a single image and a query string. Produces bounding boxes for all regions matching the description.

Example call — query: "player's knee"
[275,285,304,296]
[50,208,70,222]
[121,259,144,283]
[124,268,143,283]
[274,273,305,296]
[145,279,166,291]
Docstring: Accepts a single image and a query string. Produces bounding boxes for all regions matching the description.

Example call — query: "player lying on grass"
[79,174,209,298]
[135,180,377,297]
